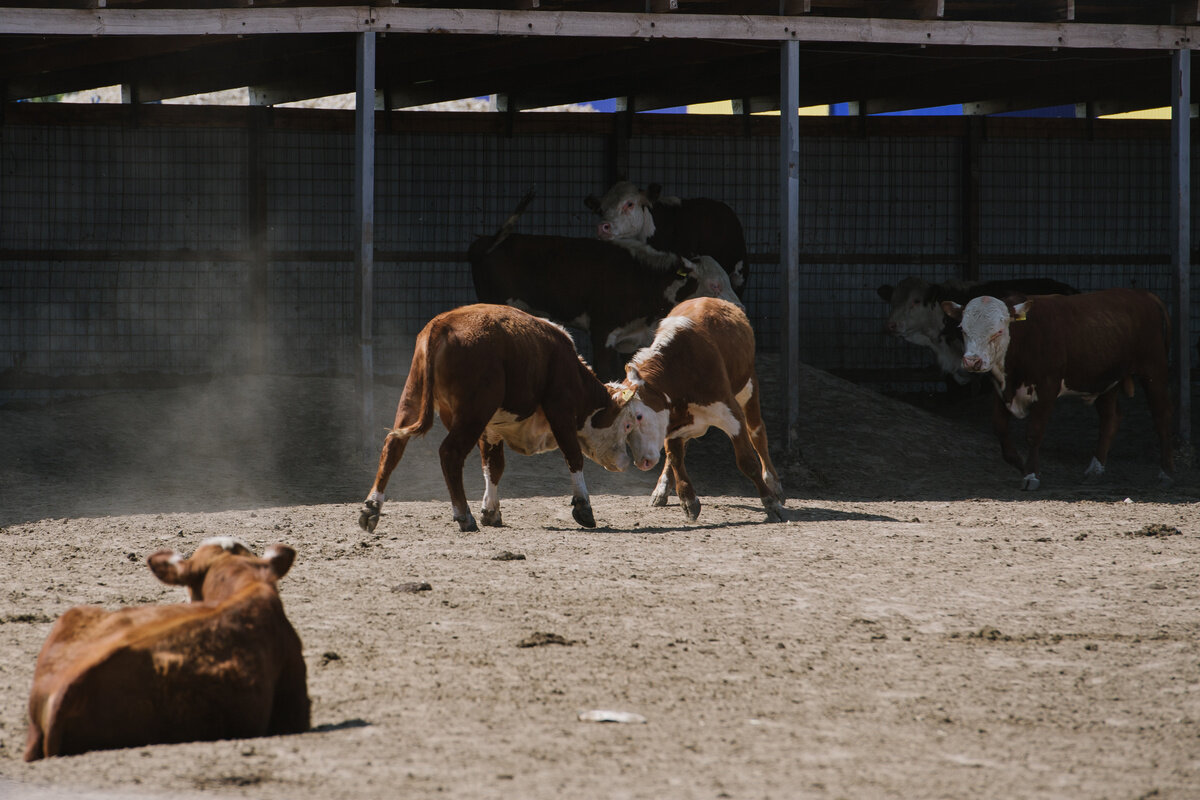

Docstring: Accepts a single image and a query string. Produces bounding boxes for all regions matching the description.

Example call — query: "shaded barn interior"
[2,105,1197,403]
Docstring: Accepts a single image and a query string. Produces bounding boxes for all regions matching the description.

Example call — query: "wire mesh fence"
[1,106,1195,402]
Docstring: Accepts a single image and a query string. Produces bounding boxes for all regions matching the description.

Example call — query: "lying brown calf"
[25,537,310,760]
[621,296,785,522]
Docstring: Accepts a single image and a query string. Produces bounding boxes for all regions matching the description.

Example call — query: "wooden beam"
[0,9,1194,51]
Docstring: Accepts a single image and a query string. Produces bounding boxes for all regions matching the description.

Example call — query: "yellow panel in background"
[685,100,831,116]
[1100,107,1171,120]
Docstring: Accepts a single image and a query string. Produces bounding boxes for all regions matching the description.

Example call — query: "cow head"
[148,537,296,603]
[942,295,1030,375]
[682,256,742,308]
[590,181,656,243]
[578,386,644,473]
[877,277,944,347]
[618,364,670,472]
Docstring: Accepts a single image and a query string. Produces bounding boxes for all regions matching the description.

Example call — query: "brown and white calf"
[359,303,656,533]
[25,538,310,761]
[470,231,738,381]
[585,181,749,298]
[619,297,784,522]
[943,288,1174,490]
[878,276,1077,386]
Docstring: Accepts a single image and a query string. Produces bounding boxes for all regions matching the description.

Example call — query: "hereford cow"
[619,297,784,523]
[470,231,738,380]
[358,304,658,533]
[585,181,749,298]
[942,288,1174,490]
[878,276,1077,386]
[24,538,309,761]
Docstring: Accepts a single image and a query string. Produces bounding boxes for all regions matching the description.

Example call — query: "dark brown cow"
[358,304,658,533]
[619,297,784,523]
[943,288,1174,490]
[585,181,749,298]
[469,231,738,381]
[25,538,309,761]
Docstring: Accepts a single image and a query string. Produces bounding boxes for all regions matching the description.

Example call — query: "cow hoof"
[480,508,503,527]
[763,498,785,523]
[358,500,381,533]
[681,497,701,522]
[649,489,669,507]
[1020,473,1041,491]
[1081,457,1106,484]
[456,514,479,533]
[571,497,596,528]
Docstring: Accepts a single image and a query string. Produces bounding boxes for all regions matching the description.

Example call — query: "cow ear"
[625,363,644,389]
[263,544,296,579]
[941,300,963,320]
[876,284,893,302]
[646,183,663,203]
[1011,300,1032,321]
[583,194,600,214]
[148,550,189,586]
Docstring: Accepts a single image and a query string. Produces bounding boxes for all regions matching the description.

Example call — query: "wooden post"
[779,40,802,463]
[355,32,376,460]
[1170,47,1192,455]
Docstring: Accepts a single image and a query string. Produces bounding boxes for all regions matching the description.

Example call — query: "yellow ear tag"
[620,388,634,402]
[676,267,689,278]
[1013,311,1027,322]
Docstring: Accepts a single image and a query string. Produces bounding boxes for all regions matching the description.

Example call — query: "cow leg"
[1140,373,1176,486]
[23,720,44,762]
[479,439,506,527]
[667,438,701,521]
[359,431,411,533]
[991,395,1025,478]
[649,460,674,506]
[544,409,597,528]
[1083,389,1121,483]
[440,415,491,532]
[742,384,785,506]
[1018,392,1057,491]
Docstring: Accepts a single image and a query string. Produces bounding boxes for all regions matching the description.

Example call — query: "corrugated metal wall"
[2,107,1195,401]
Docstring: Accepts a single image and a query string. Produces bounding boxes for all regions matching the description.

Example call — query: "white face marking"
[624,394,669,472]
[579,399,634,473]
[959,296,1012,376]
[729,260,746,289]
[595,183,655,242]
[681,256,741,307]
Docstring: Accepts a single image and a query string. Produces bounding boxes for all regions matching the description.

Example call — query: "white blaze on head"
[595,182,655,242]
[621,366,669,472]
[580,399,634,473]
[956,295,1023,374]
[681,256,741,307]
[198,536,252,554]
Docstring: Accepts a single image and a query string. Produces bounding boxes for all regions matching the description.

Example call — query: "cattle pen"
[3,3,1200,798]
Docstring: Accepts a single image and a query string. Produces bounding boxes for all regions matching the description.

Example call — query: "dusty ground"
[1,360,1198,799]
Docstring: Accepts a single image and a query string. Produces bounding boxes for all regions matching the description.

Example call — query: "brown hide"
[625,297,783,522]
[958,288,1173,488]
[359,303,631,533]
[24,541,309,761]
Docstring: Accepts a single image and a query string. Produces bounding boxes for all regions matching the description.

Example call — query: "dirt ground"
[1,358,1198,800]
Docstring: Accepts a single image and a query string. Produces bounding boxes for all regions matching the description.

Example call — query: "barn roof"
[2,1,1196,115]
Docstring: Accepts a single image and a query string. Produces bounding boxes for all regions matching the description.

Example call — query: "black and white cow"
[585,181,749,298]
[469,231,738,380]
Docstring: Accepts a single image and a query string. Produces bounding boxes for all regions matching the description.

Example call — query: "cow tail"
[486,187,537,254]
[393,328,439,439]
